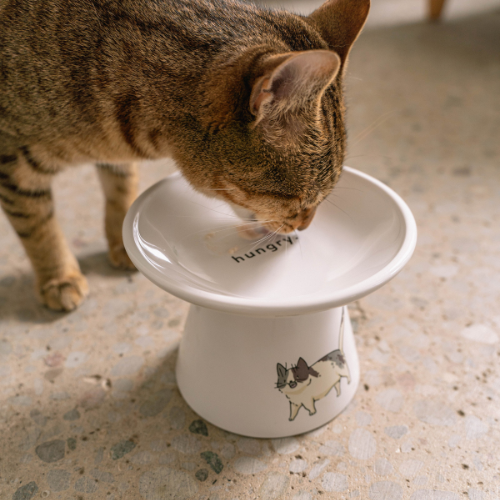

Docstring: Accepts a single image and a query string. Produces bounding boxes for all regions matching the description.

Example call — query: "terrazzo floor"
[1,7,500,500]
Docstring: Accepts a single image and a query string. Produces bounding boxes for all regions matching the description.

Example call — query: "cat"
[276,307,351,421]
[0,0,370,311]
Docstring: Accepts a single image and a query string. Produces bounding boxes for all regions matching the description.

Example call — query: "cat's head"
[180,0,370,234]
[276,358,319,394]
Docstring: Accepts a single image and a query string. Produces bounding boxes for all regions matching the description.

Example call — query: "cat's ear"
[250,50,341,119]
[277,363,287,377]
[307,0,370,65]
[297,357,309,370]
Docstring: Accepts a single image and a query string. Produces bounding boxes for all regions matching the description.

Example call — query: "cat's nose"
[297,207,316,231]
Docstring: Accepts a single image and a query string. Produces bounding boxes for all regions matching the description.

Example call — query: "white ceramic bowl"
[124,167,417,317]
[123,167,417,437]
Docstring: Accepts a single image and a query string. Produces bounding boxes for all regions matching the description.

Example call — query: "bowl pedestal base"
[176,305,360,438]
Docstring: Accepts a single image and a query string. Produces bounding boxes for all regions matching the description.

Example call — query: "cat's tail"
[339,307,346,354]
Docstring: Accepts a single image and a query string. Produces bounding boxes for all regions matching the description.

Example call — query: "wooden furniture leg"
[429,0,447,20]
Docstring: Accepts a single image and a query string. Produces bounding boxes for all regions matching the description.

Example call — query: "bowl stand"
[123,167,417,439]
[176,304,359,438]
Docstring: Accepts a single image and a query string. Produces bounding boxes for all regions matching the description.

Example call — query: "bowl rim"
[123,166,417,317]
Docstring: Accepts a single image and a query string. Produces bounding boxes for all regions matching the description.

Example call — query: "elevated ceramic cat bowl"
[123,167,417,438]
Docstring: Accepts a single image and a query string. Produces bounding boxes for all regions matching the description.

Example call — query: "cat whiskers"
[344,153,392,162]
[179,220,268,243]
[294,229,304,261]
[247,223,284,251]
[178,218,278,246]
[185,199,240,219]
[324,197,353,221]
[329,186,364,193]
[166,214,238,219]
[345,75,364,82]
[350,109,399,147]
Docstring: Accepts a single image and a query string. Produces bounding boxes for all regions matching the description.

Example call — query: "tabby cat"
[0,0,369,311]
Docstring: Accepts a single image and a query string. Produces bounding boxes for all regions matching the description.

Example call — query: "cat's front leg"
[96,163,138,270]
[0,148,88,311]
[289,402,301,421]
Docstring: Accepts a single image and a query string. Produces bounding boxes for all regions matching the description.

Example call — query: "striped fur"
[0,0,369,310]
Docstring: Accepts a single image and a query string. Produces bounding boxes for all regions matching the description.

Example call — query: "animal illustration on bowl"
[276,307,351,421]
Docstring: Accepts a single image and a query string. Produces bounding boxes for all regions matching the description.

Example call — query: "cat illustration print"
[276,307,351,421]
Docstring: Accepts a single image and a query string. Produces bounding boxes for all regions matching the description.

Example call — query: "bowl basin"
[123,167,417,316]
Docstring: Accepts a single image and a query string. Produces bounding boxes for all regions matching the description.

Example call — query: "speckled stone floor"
[1,7,500,500]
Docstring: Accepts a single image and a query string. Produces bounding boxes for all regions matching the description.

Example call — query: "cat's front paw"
[108,244,136,271]
[39,273,89,311]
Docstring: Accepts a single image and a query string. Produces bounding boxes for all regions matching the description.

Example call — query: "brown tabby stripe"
[15,210,54,239]
[2,206,31,218]
[0,154,17,165]
[0,192,15,205]
[114,93,149,158]
[0,181,51,198]
[96,163,131,178]
[20,146,56,174]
